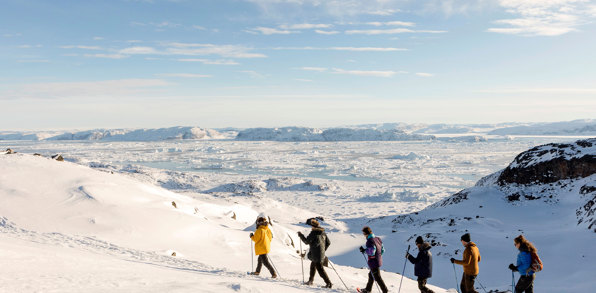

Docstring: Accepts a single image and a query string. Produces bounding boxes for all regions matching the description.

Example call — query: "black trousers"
[515,275,535,293]
[366,267,388,293]
[417,277,435,293]
[256,254,275,275]
[309,261,331,284]
[460,273,478,293]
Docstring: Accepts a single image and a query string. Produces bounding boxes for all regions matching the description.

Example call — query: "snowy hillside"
[0,153,450,293]
[488,119,596,136]
[236,127,434,141]
[0,127,225,141]
[362,138,596,292]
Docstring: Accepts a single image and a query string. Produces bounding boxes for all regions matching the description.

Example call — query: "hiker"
[298,218,332,288]
[249,216,276,278]
[450,233,481,293]
[358,226,388,293]
[406,236,434,293]
[508,235,537,293]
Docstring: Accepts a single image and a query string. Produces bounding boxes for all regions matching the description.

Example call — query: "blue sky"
[1,0,596,130]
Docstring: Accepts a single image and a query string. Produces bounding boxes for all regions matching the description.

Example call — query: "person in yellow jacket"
[450,233,481,293]
[249,217,276,278]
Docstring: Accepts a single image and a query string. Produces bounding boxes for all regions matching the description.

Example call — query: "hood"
[311,227,325,233]
[420,242,432,251]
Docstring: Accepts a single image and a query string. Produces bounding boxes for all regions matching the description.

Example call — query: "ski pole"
[299,239,305,283]
[512,271,515,293]
[452,262,460,293]
[329,260,349,290]
[476,278,488,293]
[361,252,382,293]
[267,255,281,278]
[398,245,410,293]
[250,238,254,272]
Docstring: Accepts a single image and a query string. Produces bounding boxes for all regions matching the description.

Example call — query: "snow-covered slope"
[361,138,596,292]
[488,119,596,136]
[48,126,224,141]
[0,153,450,292]
[236,127,434,141]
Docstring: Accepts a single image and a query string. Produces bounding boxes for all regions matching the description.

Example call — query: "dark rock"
[498,139,596,185]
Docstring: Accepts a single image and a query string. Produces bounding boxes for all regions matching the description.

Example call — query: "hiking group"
[249,216,542,293]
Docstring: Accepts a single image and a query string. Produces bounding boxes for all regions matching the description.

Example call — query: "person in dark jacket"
[358,226,388,293]
[406,236,434,293]
[508,235,536,293]
[298,218,332,288]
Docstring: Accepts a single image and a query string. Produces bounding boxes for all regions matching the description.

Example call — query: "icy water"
[1,137,578,199]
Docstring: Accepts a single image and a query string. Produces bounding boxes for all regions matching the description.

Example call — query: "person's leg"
[525,275,534,293]
[365,270,375,292]
[255,254,263,273]
[460,273,466,293]
[418,277,434,293]
[314,262,332,287]
[372,268,388,293]
[515,275,534,293]
[261,254,276,276]
[465,274,478,293]
[307,261,316,283]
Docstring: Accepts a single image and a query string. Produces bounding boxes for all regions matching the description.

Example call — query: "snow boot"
[249,272,259,276]
[271,273,277,279]
[321,283,332,289]
[304,280,313,286]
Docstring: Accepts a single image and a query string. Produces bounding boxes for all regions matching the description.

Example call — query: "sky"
[1,0,596,130]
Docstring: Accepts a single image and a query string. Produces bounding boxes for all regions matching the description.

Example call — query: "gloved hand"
[359,246,366,253]
[450,258,455,263]
[509,264,517,271]
[249,233,254,238]
[297,231,303,237]
[405,252,410,259]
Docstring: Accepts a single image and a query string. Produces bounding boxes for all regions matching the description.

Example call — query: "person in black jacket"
[298,218,332,288]
[406,236,434,293]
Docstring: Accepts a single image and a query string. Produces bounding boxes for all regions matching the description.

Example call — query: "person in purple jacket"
[358,226,388,293]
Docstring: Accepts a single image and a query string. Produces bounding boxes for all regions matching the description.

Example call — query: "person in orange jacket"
[450,233,481,293]
[249,216,276,278]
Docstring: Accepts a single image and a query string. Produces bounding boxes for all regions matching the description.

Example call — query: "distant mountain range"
[1,119,594,142]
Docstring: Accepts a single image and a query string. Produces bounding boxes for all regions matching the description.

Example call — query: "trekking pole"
[512,271,515,293]
[250,238,254,272]
[299,239,305,283]
[267,255,281,278]
[452,262,461,293]
[476,278,488,293]
[398,245,410,293]
[361,252,382,293]
[329,260,349,290]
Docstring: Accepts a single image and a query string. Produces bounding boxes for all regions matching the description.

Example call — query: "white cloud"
[238,70,266,78]
[332,68,397,77]
[279,23,332,29]
[248,27,299,35]
[415,72,434,77]
[366,21,416,27]
[275,47,407,52]
[60,45,103,50]
[315,30,340,35]
[1,79,171,100]
[345,28,446,35]
[365,9,401,16]
[93,36,104,40]
[295,78,313,82]
[84,53,129,59]
[17,59,50,63]
[176,58,239,65]
[299,67,328,72]
[119,46,160,54]
[475,88,596,94]
[488,0,596,36]
[18,44,43,48]
[156,73,212,78]
[3,33,22,37]
[165,43,267,58]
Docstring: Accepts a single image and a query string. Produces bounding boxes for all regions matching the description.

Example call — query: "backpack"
[527,252,543,273]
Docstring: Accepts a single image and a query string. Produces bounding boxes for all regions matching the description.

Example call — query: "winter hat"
[306,218,320,228]
[415,236,424,244]
[461,233,471,243]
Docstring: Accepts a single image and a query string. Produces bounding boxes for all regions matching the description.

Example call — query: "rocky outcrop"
[497,138,596,185]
